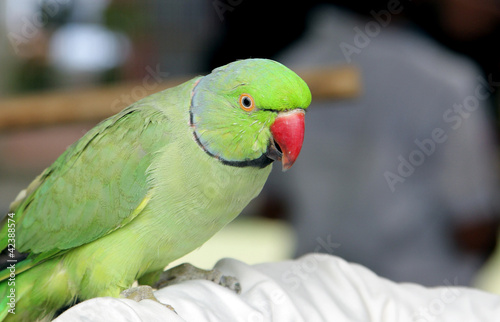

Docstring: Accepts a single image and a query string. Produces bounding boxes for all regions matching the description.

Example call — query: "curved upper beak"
[267,109,306,171]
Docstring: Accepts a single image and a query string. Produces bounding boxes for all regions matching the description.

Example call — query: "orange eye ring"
[239,93,255,112]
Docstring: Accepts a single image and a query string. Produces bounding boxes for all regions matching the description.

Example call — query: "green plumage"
[0,59,311,321]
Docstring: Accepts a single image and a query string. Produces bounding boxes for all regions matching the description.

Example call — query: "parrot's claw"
[120,285,176,313]
[155,263,241,294]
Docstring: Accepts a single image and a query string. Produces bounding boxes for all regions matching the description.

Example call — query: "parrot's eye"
[239,93,255,112]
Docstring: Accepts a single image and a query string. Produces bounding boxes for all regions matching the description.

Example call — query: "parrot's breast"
[127,125,273,273]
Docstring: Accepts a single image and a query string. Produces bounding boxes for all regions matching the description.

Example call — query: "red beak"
[268,109,305,171]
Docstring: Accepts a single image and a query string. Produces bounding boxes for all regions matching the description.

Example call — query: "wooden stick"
[0,65,360,131]
[297,65,361,101]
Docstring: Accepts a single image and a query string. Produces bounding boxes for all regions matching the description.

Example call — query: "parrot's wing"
[1,103,170,264]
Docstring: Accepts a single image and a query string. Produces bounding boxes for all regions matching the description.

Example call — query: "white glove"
[56,253,500,321]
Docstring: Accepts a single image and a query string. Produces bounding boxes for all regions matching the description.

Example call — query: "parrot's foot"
[120,285,176,313]
[154,263,241,294]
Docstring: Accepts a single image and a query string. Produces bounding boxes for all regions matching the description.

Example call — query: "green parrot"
[0,58,311,321]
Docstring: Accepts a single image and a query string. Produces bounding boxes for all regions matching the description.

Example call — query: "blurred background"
[1,0,500,292]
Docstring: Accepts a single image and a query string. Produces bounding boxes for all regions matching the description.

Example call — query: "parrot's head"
[190,59,311,171]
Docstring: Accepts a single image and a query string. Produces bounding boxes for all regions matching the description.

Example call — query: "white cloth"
[56,254,500,321]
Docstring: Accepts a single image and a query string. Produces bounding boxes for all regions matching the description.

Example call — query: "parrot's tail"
[0,258,76,321]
